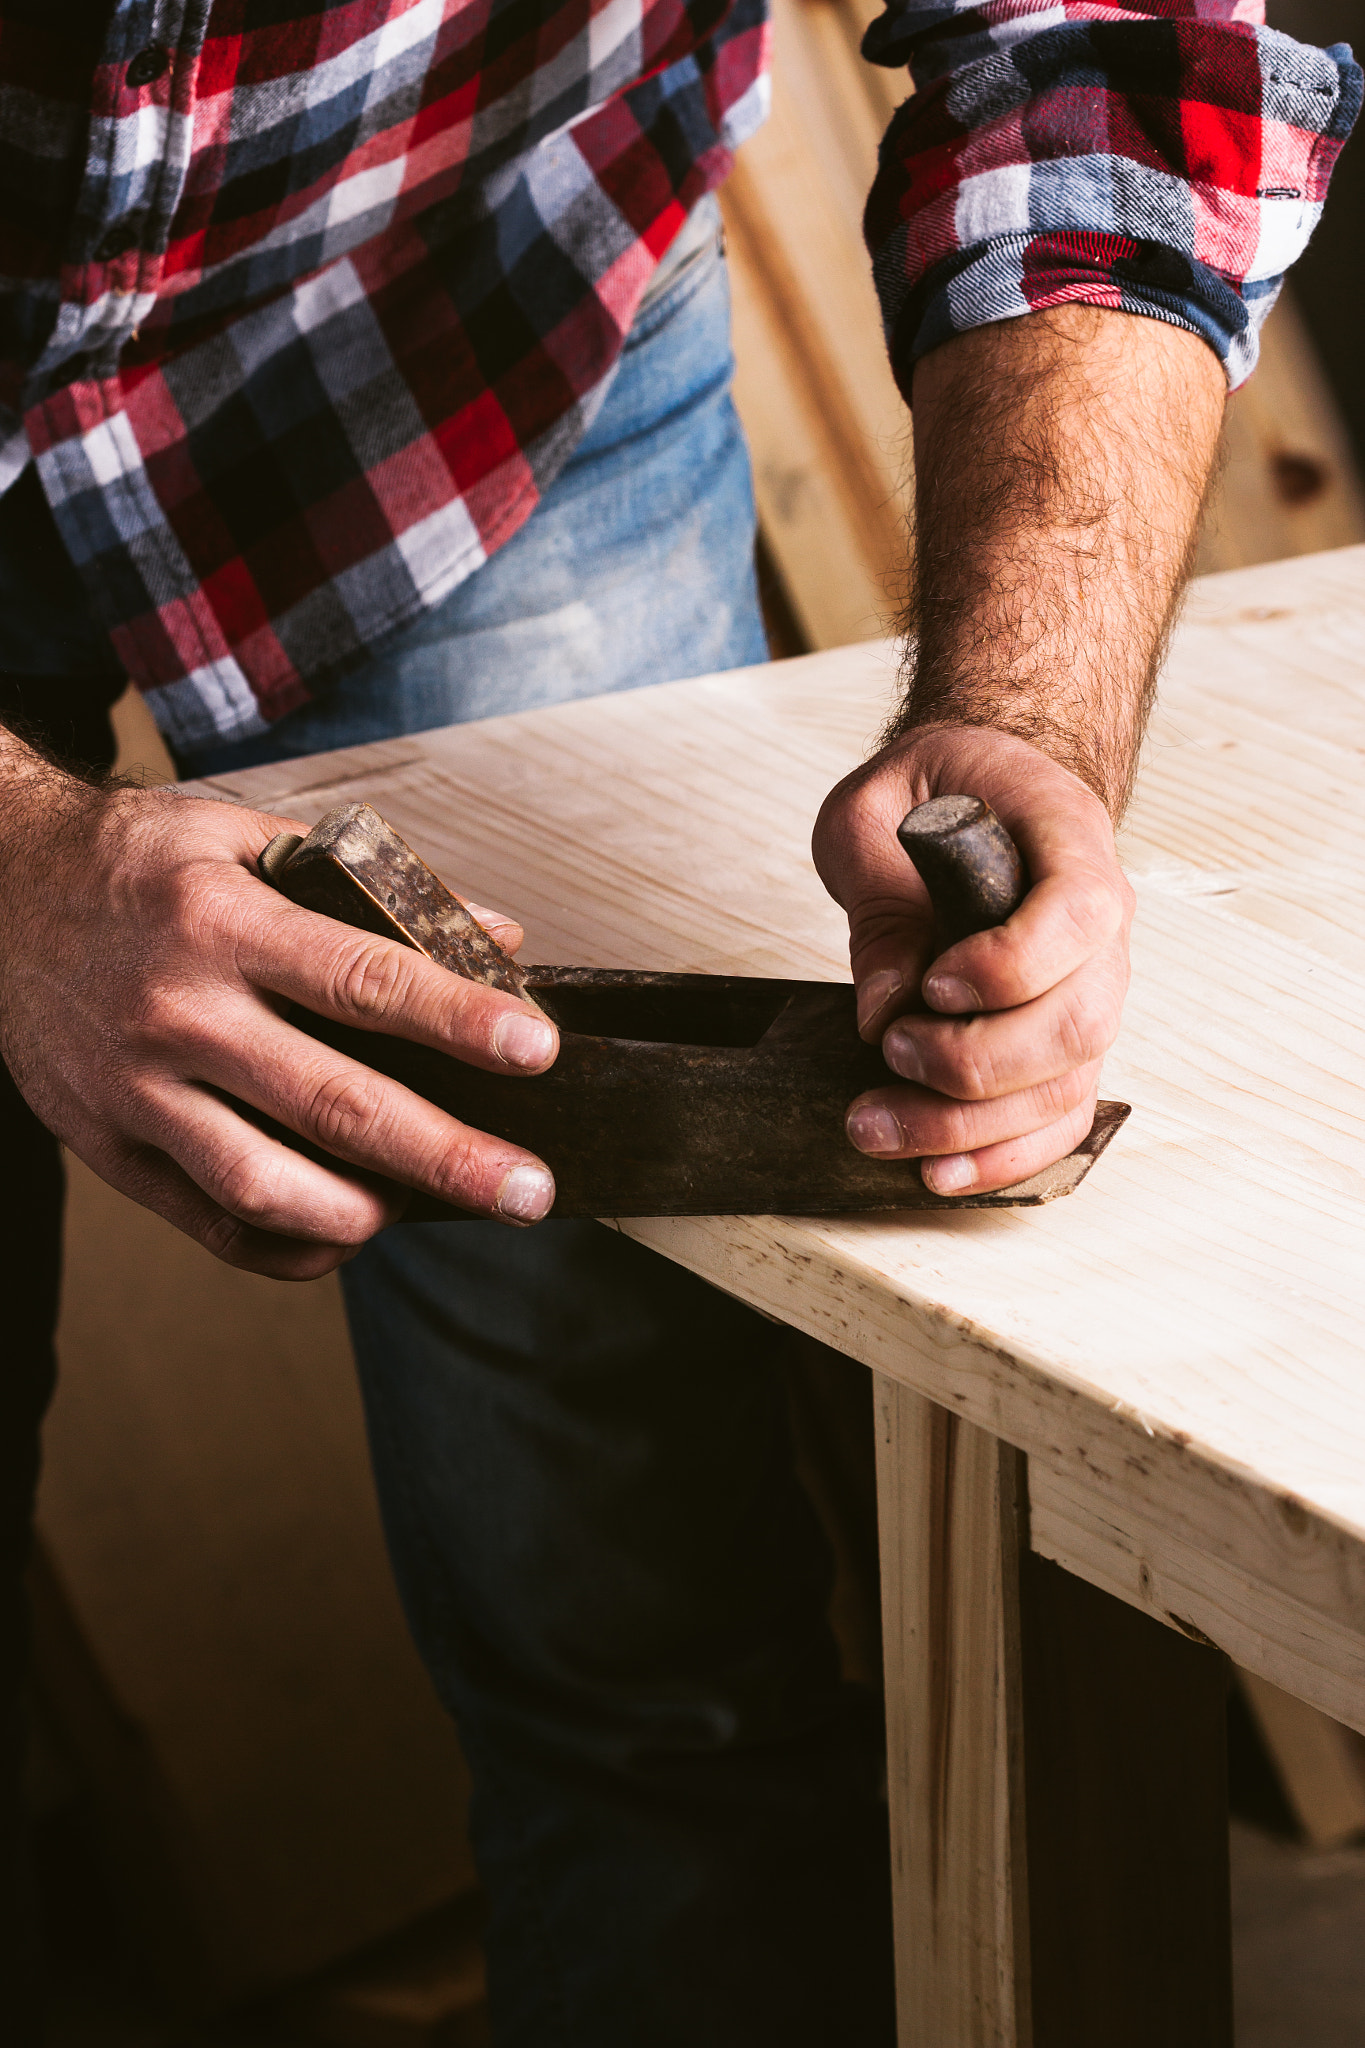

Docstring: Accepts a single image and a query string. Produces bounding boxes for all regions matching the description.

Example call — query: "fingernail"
[923,1154,975,1195]
[495,1165,556,1223]
[881,1022,924,1083]
[856,970,902,1033]
[494,1011,557,1070]
[846,1103,904,1156]
[924,975,979,1014]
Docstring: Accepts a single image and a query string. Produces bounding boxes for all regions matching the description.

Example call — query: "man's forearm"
[0,726,103,910]
[898,306,1227,816]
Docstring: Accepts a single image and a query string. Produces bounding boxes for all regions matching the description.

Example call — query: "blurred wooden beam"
[1199,288,1365,574]
[723,0,914,651]
[1238,1669,1365,1850]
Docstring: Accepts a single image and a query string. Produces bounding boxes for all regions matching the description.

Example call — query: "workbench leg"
[874,1377,1032,2047]
[874,1377,1233,2048]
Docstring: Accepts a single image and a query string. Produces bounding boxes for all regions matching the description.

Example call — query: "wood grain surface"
[875,1382,1030,2045]
[198,543,1365,1731]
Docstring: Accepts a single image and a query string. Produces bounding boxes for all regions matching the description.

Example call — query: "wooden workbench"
[198,543,1365,2046]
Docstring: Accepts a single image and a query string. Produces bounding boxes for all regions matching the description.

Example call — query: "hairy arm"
[902,304,1222,804]
[813,304,1226,1194]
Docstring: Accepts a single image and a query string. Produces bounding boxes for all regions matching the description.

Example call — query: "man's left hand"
[813,720,1134,1197]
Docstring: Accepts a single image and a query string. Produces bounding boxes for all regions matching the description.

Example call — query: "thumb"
[813,775,937,1044]
[845,886,937,1042]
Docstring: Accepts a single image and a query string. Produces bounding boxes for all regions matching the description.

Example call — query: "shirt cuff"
[861,5,1362,393]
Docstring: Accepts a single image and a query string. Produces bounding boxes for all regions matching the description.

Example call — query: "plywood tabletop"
[197,544,1365,1726]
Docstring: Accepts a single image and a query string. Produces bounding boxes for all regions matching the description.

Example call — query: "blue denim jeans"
[180,204,894,2046]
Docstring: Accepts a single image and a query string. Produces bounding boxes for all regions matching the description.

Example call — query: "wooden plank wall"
[721,0,913,650]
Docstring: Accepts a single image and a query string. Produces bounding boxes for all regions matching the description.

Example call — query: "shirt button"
[126,45,171,88]
[95,219,144,262]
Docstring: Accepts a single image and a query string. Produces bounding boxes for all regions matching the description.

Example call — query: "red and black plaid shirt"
[0,0,1355,748]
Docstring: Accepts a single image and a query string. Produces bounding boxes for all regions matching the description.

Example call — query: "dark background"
[1270,0,1364,461]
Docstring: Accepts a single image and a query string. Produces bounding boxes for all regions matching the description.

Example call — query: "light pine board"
[200,543,1365,1733]
[876,1382,1030,2046]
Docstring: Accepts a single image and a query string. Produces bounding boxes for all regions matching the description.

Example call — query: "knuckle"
[212,1142,289,1226]
[427,1133,490,1207]
[1053,1009,1096,1074]
[1036,1066,1095,1120]
[424,1129,507,1211]
[941,1034,996,1103]
[199,1207,348,1278]
[161,859,235,950]
[122,975,178,1049]
[124,874,248,1052]
[982,1097,1095,1191]
[207,1138,378,1249]
[1037,1098,1097,1164]
[120,977,220,1071]
[198,1207,255,1266]
[849,899,931,961]
[1055,985,1119,1069]
[329,937,418,1025]
[1058,871,1125,950]
[1117,871,1138,923]
[932,1099,977,1154]
[301,1065,386,1152]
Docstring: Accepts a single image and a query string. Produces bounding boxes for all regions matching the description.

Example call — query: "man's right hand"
[0,739,559,1280]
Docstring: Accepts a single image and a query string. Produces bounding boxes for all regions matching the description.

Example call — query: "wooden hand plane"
[258,798,1129,1219]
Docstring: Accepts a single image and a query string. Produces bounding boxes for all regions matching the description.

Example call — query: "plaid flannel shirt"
[0,0,1356,749]
[862,0,1361,397]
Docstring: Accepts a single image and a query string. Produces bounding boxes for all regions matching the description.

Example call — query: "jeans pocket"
[625,193,724,348]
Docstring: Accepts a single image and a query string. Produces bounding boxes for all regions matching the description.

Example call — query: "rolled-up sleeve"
[861,0,1362,392]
